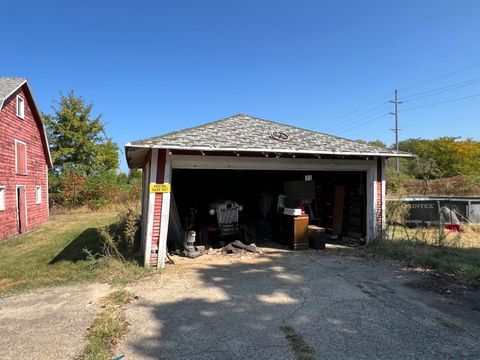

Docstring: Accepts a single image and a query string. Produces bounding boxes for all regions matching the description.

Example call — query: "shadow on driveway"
[120,250,480,359]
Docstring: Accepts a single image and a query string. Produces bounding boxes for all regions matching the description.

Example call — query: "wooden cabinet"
[272,214,309,251]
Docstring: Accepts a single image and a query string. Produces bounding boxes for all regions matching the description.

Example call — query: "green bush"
[49,169,142,210]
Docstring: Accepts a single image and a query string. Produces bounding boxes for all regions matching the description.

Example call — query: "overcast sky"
[2,0,479,171]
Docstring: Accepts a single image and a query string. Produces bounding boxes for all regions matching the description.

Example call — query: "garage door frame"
[172,153,379,237]
[144,150,385,268]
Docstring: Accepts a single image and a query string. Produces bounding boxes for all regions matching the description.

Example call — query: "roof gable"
[128,114,411,157]
[0,77,27,108]
[0,77,53,169]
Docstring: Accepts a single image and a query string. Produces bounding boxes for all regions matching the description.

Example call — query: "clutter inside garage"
[167,169,367,254]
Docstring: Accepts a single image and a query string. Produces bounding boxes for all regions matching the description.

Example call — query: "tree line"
[359,137,480,178]
[358,137,480,195]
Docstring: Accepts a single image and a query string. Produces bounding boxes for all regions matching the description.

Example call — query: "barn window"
[36,186,42,204]
[16,96,25,119]
[15,140,27,175]
[0,186,5,211]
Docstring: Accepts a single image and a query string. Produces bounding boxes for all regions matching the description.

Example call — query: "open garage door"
[168,169,367,251]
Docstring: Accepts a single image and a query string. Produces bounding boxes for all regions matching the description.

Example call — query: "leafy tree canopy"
[398,137,480,178]
[44,91,119,175]
[355,139,387,148]
[360,137,480,180]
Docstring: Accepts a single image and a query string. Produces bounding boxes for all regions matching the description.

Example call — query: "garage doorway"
[169,169,367,250]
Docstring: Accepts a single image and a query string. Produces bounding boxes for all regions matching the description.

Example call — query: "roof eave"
[125,143,415,159]
[23,82,54,169]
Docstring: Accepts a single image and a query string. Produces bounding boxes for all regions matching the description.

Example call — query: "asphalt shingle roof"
[0,77,26,108]
[129,114,411,157]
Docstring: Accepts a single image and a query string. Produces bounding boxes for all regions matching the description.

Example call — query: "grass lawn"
[0,211,149,296]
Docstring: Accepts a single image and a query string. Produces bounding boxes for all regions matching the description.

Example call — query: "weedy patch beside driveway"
[118,248,480,360]
[79,289,134,360]
[371,238,480,283]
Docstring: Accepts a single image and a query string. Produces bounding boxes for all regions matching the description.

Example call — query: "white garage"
[125,114,412,268]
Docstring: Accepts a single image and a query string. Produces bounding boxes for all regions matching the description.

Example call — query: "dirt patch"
[405,271,480,301]
[0,283,111,359]
[405,272,478,296]
[405,271,480,318]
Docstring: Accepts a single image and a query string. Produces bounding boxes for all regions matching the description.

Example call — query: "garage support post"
[157,151,172,269]
[381,157,386,237]
[141,149,172,268]
[143,149,158,267]
[375,157,386,240]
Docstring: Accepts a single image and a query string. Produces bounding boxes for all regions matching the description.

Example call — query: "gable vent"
[270,131,290,142]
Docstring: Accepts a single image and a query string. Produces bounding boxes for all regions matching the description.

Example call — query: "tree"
[44,92,121,208]
[399,137,480,178]
[411,157,441,194]
[355,139,387,148]
[44,91,119,175]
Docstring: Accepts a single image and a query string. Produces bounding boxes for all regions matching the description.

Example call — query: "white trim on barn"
[16,95,25,119]
[0,185,5,211]
[15,184,28,233]
[14,139,28,176]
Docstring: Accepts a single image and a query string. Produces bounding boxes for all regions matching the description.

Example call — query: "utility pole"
[390,89,402,174]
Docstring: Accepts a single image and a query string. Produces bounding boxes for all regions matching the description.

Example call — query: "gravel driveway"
[119,248,480,359]
[0,283,110,359]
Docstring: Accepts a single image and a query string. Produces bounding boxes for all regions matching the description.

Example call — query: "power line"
[325,103,390,132]
[327,109,390,133]
[400,61,480,92]
[327,63,480,143]
[328,63,480,131]
[401,78,480,102]
[335,112,389,134]
[401,91,480,112]
[329,95,390,123]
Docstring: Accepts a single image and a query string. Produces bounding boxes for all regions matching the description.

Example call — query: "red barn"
[0,78,52,240]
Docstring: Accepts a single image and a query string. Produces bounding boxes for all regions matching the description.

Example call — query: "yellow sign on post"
[149,183,171,193]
